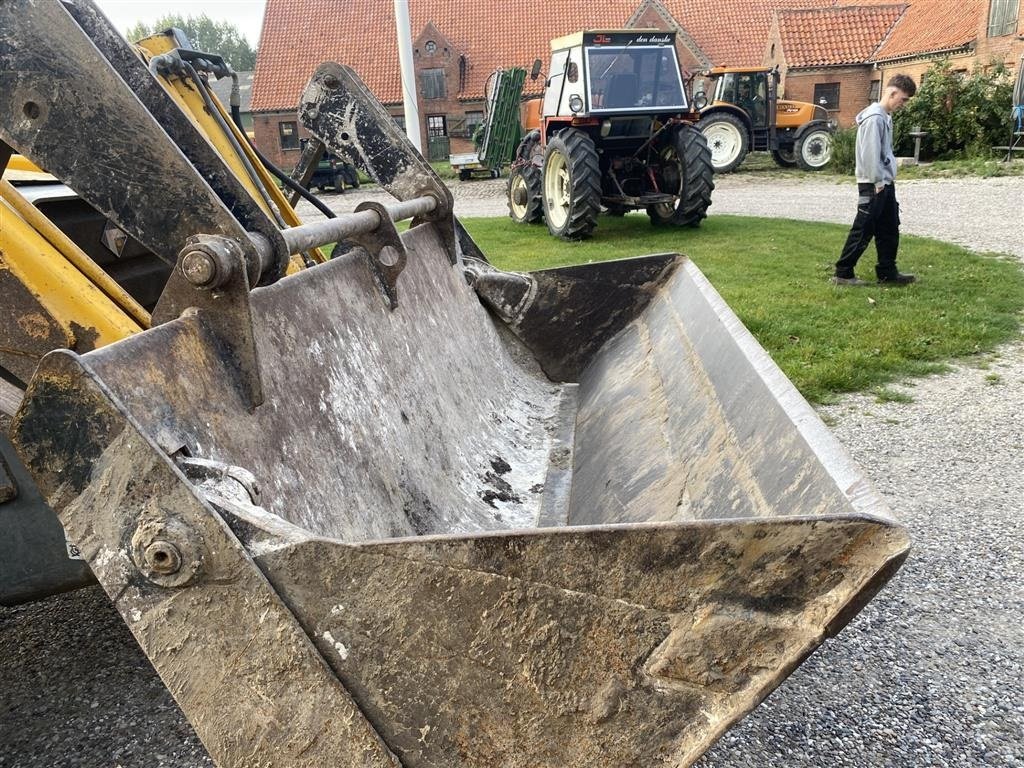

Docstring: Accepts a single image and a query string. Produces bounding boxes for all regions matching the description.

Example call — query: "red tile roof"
[251,0,844,111]
[777,5,907,67]
[661,0,832,68]
[253,1,642,111]
[250,0,988,111]
[869,0,982,61]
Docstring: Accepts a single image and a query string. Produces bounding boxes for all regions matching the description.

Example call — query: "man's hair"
[886,74,917,97]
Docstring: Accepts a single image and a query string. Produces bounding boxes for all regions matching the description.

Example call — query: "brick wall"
[873,50,975,94]
[253,108,406,172]
[873,11,1022,101]
[783,67,877,128]
[972,7,1024,67]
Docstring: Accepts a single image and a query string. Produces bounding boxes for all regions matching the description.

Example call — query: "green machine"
[449,67,526,180]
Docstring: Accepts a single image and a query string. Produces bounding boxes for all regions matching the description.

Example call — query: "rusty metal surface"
[0,268,71,384]
[0,0,263,276]
[13,354,401,767]
[472,253,681,381]
[300,64,453,222]
[12,198,909,766]
[252,518,906,767]
[62,0,289,281]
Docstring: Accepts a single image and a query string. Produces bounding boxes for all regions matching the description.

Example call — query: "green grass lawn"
[460,214,1024,403]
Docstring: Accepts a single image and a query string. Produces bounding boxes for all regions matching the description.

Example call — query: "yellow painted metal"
[709,66,773,75]
[5,155,45,174]
[2,155,54,183]
[707,68,820,130]
[0,180,151,328]
[775,99,819,129]
[0,196,143,347]
[134,34,325,270]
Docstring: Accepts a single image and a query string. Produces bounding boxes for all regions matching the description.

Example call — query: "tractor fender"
[515,129,541,159]
[512,129,543,169]
[794,118,833,141]
[699,104,753,137]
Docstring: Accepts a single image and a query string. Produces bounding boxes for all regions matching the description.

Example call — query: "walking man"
[833,74,917,286]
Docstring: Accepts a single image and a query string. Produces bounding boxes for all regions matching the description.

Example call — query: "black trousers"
[835,183,901,279]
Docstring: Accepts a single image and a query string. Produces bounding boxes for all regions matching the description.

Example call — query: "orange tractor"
[697,67,835,172]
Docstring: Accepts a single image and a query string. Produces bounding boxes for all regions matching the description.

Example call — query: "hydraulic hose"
[227,104,338,221]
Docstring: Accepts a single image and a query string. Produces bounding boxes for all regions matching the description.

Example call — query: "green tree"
[893,59,1013,159]
[125,14,256,70]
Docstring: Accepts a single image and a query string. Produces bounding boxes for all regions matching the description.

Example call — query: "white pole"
[394,0,422,153]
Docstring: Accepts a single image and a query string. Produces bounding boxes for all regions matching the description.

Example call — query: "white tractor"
[508,30,715,240]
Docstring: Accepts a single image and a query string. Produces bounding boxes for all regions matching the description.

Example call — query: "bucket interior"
[76,221,858,544]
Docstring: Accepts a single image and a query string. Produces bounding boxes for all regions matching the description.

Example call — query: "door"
[426,114,449,161]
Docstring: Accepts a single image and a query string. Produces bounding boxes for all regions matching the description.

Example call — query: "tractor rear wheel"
[697,112,749,173]
[541,128,600,240]
[771,147,798,168]
[507,163,543,224]
[796,129,832,170]
[647,124,715,228]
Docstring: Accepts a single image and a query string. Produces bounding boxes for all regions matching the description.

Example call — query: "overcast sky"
[95,0,268,45]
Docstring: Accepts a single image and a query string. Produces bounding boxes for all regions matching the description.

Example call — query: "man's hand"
[875,182,885,194]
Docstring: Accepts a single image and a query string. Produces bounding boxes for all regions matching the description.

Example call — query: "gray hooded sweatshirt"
[854,102,896,187]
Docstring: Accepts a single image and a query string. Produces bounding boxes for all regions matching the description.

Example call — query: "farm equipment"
[507,30,714,240]
[300,141,361,192]
[1,3,908,766]
[450,67,527,181]
[697,67,834,172]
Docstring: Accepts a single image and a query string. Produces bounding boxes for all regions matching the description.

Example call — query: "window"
[987,0,1019,36]
[426,114,447,138]
[421,68,446,100]
[425,40,437,55]
[392,114,406,131]
[586,46,685,111]
[278,120,299,150]
[567,62,579,83]
[465,110,485,138]
[813,83,841,111]
[868,80,881,101]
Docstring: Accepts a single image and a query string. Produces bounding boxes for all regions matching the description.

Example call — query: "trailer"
[449,67,526,180]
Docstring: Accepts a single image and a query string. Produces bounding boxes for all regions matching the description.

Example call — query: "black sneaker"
[877,272,916,285]
[831,275,869,286]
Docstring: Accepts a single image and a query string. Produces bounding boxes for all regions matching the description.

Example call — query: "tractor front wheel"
[647,124,715,228]
[796,129,833,170]
[697,112,749,173]
[541,129,600,240]
[507,163,543,224]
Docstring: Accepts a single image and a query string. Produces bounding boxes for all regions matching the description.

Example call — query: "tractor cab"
[712,69,774,130]
[542,31,688,126]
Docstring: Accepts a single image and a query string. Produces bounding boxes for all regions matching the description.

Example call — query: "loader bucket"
[12,214,909,766]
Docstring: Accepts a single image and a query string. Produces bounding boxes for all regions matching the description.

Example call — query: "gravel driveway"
[2,174,1022,767]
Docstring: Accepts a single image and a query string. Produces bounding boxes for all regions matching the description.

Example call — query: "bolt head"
[143,540,182,575]
[181,250,218,287]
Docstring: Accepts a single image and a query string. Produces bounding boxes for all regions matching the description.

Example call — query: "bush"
[893,60,1013,159]
[829,127,857,175]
